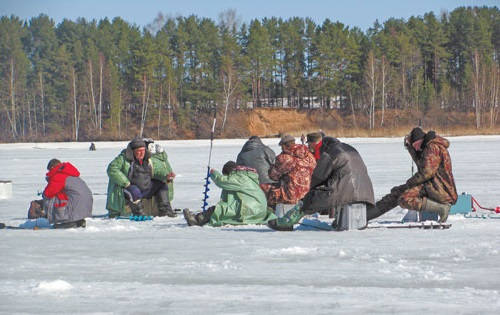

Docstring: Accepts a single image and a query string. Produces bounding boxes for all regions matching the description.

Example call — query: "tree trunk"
[88,60,97,129]
[98,54,103,135]
[72,67,79,141]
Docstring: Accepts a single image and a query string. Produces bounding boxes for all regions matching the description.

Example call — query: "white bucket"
[0,181,13,199]
[275,203,296,218]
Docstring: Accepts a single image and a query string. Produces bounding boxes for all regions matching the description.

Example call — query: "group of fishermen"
[24,127,457,230]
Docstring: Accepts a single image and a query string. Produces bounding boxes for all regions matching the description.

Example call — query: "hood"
[284,144,310,159]
[124,140,152,162]
[233,165,260,185]
[425,132,449,149]
[46,162,80,178]
[240,137,264,152]
[320,137,340,154]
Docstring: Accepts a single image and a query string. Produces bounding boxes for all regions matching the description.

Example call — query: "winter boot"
[183,206,215,226]
[156,187,176,217]
[183,209,199,226]
[267,202,305,231]
[195,206,215,226]
[421,198,451,223]
[126,199,145,216]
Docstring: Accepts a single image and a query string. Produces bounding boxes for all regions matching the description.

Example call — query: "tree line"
[0,6,499,142]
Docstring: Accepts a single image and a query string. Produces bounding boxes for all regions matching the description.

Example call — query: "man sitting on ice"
[106,138,176,218]
[21,158,93,229]
[367,127,458,223]
[183,161,277,227]
[236,136,277,185]
[260,134,316,209]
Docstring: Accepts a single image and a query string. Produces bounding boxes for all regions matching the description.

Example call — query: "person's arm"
[107,155,130,187]
[268,154,294,181]
[210,169,244,191]
[43,174,65,198]
[310,153,334,188]
[406,143,441,187]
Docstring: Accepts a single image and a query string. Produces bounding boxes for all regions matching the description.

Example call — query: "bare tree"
[364,50,377,129]
[220,56,238,131]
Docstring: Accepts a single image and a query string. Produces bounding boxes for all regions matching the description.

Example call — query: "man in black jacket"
[236,136,277,185]
[268,136,375,231]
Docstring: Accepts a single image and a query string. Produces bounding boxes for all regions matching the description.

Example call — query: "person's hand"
[166,172,176,182]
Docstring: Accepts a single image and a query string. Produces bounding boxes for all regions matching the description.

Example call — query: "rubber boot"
[267,202,304,231]
[126,199,145,216]
[156,189,176,217]
[420,198,451,223]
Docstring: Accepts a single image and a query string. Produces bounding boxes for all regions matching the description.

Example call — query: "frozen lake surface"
[1,136,499,314]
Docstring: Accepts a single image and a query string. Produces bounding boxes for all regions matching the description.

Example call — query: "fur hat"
[279,134,295,145]
[130,138,146,150]
[306,132,322,143]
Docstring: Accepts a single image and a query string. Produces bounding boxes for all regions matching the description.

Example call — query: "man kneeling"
[367,127,458,223]
[183,161,277,227]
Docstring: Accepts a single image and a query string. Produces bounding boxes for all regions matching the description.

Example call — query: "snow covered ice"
[1,136,499,314]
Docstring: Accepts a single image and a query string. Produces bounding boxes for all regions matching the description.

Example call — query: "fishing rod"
[202,108,217,212]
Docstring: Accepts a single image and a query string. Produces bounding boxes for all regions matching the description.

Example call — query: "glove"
[390,184,408,195]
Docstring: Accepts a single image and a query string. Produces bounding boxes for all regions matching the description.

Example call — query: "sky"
[1,0,498,31]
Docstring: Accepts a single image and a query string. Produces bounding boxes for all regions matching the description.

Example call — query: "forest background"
[0,6,499,142]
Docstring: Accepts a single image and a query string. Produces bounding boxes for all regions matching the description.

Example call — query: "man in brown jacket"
[367,127,457,222]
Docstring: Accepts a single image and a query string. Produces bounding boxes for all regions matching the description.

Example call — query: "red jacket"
[43,162,81,207]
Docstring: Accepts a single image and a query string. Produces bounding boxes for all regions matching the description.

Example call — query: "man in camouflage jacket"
[261,135,316,206]
[367,127,457,222]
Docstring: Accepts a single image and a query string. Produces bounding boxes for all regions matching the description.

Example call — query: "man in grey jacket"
[236,136,277,185]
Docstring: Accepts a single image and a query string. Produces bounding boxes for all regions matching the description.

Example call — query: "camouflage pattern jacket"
[268,144,316,204]
[406,132,458,205]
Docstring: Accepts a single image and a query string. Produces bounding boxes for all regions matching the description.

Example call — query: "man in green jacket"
[183,161,276,227]
[106,138,176,218]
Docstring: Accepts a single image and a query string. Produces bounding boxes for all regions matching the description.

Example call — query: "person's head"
[47,158,61,171]
[279,134,295,149]
[248,135,260,141]
[130,138,146,160]
[222,161,237,175]
[306,132,322,153]
[407,127,426,151]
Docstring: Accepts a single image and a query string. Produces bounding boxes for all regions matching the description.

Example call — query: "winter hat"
[130,138,146,150]
[279,134,295,145]
[222,161,237,175]
[409,127,426,144]
[47,158,61,170]
[306,132,322,143]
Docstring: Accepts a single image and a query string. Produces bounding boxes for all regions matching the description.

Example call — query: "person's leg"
[399,186,450,223]
[148,180,176,217]
[183,206,215,226]
[267,201,305,231]
[124,185,145,216]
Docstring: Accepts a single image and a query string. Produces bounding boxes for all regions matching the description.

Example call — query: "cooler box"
[450,193,472,214]
[335,203,366,230]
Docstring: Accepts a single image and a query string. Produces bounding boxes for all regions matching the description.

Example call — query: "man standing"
[268,134,374,231]
[236,136,276,185]
[106,138,176,218]
[42,159,93,228]
[367,127,457,222]
[260,134,316,207]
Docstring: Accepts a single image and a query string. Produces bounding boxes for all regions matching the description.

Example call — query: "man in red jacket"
[41,159,93,228]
